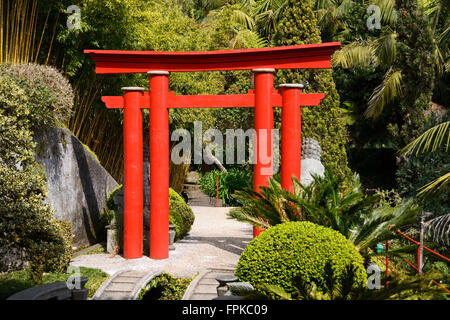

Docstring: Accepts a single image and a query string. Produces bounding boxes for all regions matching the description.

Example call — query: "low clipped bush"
[0,63,73,130]
[235,221,367,297]
[169,188,195,240]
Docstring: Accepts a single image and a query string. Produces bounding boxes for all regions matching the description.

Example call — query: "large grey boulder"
[34,127,119,246]
[300,138,325,186]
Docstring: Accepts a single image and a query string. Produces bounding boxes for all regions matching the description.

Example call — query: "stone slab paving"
[70,206,253,299]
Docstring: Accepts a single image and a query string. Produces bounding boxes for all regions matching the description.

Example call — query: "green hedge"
[235,221,367,297]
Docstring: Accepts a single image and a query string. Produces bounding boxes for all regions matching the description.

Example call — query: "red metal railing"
[378,229,450,294]
[216,175,219,207]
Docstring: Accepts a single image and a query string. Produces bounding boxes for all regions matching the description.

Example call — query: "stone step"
[194,284,218,294]
[189,293,218,300]
[100,291,131,300]
[201,278,219,285]
[106,282,136,292]
[184,184,201,189]
[120,271,147,277]
[113,277,143,283]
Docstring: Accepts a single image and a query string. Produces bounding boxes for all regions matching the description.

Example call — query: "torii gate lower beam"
[103,74,324,260]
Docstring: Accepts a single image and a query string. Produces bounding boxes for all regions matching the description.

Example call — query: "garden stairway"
[183,171,220,207]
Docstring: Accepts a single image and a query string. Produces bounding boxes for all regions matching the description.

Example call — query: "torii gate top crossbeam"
[84,42,341,74]
[101,90,325,109]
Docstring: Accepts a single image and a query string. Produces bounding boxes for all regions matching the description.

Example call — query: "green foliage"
[229,167,378,232]
[0,64,73,130]
[229,167,420,251]
[272,0,352,181]
[397,150,449,216]
[199,168,252,206]
[396,113,450,216]
[332,0,437,149]
[138,272,193,300]
[235,221,367,298]
[169,188,195,240]
[0,267,109,300]
[0,75,73,283]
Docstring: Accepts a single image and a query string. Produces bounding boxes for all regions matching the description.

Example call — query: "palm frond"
[331,42,376,68]
[374,32,397,66]
[256,283,293,300]
[374,0,398,27]
[365,68,403,119]
[351,199,420,250]
[232,9,255,30]
[424,212,450,246]
[399,121,450,155]
[417,171,450,197]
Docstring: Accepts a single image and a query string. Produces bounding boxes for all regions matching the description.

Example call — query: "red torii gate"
[85,42,340,260]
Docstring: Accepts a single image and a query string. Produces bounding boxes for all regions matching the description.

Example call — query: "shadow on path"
[177,236,251,256]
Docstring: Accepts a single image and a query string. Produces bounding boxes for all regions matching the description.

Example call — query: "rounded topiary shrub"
[169,188,195,240]
[235,221,367,296]
[0,63,73,130]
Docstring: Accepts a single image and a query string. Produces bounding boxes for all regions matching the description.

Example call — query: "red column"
[252,69,275,237]
[280,84,304,192]
[122,87,144,259]
[148,71,170,259]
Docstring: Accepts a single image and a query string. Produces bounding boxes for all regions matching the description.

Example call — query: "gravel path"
[69,206,253,278]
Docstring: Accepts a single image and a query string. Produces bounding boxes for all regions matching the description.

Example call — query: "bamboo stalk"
[45,12,58,65]
[34,0,51,63]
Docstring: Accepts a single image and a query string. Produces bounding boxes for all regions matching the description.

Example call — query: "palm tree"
[331,0,440,121]
[330,0,405,119]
